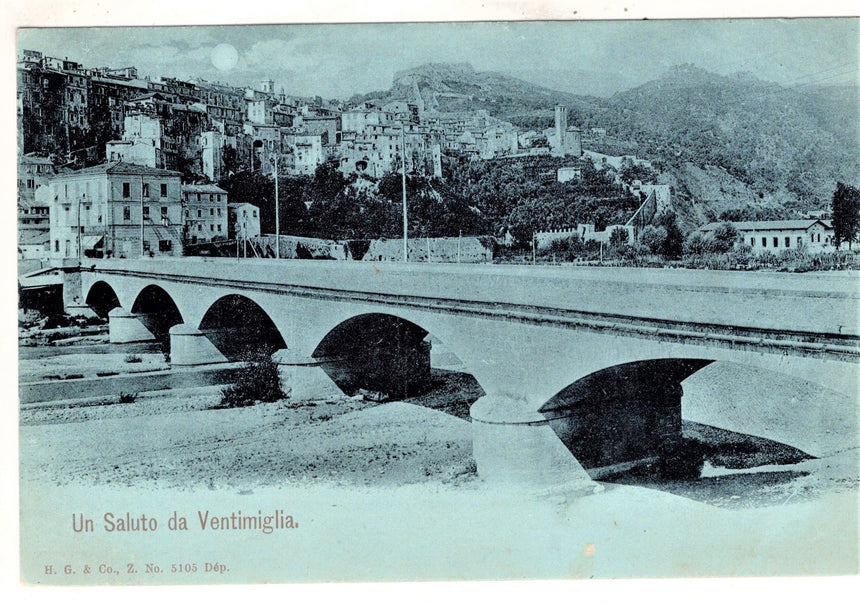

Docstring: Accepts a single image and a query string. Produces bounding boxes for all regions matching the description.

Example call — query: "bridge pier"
[168,324,228,365]
[108,307,157,344]
[272,350,343,401]
[470,395,593,487]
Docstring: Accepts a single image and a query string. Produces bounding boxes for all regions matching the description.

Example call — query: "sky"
[17,19,859,99]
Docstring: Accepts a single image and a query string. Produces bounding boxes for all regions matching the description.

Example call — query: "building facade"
[699,220,837,254]
[228,202,261,240]
[181,184,228,244]
[48,161,183,259]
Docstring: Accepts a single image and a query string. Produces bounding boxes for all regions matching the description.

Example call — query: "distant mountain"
[600,65,858,209]
[351,62,859,227]
[349,62,598,127]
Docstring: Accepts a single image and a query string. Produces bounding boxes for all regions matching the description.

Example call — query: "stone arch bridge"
[80,258,859,486]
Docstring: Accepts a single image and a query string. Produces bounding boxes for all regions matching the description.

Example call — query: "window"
[761,237,766,247]
[161,206,168,219]
[785,237,790,248]
[142,183,150,197]
[143,241,151,252]
[160,183,167,197]
[810,233,814,242]
[159,240,172,252]
[185,210,189,217]
[122,182,130,198]
[750,237,755,246]
[798,237,803,246]
[217,208,221,217]
[123,206,131,221]
[210,224,214,231]
[253,210,257,218]
[217,224,222,232]
[197,209,202,218]
[143,206,150,219]
[210,208,214,216]
[54,240,59,252]
[817,233,821,242]
[773,237,778,248]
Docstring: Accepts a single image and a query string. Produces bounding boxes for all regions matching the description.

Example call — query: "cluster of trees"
[219,155,646,244]
[537,211,685,263]
[832,182,860,250]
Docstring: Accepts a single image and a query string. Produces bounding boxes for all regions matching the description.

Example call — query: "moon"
[210,43,239,72]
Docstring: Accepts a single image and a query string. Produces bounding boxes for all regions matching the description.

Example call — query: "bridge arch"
[539,359,714,474]
[84,281,121,318]
[198,294,287,360]
[311,312,440,400]
[130,284,185,349]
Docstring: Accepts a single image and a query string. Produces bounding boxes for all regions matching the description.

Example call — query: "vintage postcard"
[12,10,859,591]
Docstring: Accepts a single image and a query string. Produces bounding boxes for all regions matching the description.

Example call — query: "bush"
[218,349,286,408]
[117,392,137,404]
[124,354,143,363]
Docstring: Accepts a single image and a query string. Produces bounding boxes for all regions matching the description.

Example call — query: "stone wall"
[350,236,494,263]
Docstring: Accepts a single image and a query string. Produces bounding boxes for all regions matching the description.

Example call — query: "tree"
[831,182,860,250]
[639,225,667,254]
[711,222,740,253]
[655,211,684,259]
[609,227,629,248]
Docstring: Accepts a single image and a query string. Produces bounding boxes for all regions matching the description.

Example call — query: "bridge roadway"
[79,258,859,486]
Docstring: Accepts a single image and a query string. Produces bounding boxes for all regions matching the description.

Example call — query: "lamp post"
[270,155,280,260]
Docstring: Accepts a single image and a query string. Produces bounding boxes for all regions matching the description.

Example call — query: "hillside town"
[17,48,859,267]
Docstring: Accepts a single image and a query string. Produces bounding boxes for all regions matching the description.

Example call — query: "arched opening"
[84,281,120,318]
[542,359,827,506]
[540,359,714,473]
[130,285,184,351]
[198,295,286,360]
[313,313,446,401]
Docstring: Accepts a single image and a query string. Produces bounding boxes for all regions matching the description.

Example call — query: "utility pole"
[271,155,280,259]
[457,229,462,263]
[401,124,408,263]
[532,232,536,265]
[76,196,82,263]
[140,176,145,257]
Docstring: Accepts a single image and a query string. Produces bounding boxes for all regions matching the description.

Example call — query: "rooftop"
[54,161,182,178]
[182,184,227,194]
[700,220,829,232]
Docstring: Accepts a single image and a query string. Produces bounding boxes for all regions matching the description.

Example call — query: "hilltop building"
[546,105,582,157]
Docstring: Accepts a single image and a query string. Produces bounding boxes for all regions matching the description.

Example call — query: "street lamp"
[269,155,280,260]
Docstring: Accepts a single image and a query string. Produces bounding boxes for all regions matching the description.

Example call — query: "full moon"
[210,43,239,72]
